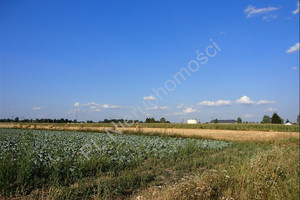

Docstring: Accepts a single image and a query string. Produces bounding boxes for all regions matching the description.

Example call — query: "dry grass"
[130,141,299,200]
[0,123,298,141]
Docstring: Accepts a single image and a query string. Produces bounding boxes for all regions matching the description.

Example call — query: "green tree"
[160,117,166,123]
[261,115,271,124]
[285,119,290,123]
[214,119,218,124]
[149,118,156,123]
[237,117,242,123]
[271,113,283,124]
[14,117,19,122]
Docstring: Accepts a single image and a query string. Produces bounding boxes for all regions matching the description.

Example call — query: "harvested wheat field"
[0,123,298,141]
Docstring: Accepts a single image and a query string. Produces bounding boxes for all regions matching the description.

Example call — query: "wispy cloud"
[74,102,121,109]
[262,14,277,22]
[244,114,255,118]
[286,43,300,53]
[183,107,199,113]
[102,104,121,109]
[32,107,42,110]
[293,2,299,14]
[244,5,280,18]
[90,108,102,112]
[74,102,98,107]
[256,100,275,105]
[292,67,297,70]
[267,107,277,112]
[66,108,81,115]
[176,103,185,109]
[236,96,275,105]
[143,96,157,101]
[197,100,231,107]
[148,106,168,110]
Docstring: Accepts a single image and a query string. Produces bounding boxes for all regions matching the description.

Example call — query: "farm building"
[210,119,237,124]
[187,119,198,124]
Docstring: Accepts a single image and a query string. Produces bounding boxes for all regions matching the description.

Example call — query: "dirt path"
[0,123,298,141]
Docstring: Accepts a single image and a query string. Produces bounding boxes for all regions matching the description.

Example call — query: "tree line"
[0,117,171,124]
[0,118,75,123]
[0,114,299,124]
[213,113,299,124]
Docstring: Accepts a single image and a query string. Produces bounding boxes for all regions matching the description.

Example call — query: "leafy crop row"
[0,128,230,195]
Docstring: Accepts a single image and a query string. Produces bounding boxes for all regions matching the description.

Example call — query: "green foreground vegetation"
[0,128,299,199]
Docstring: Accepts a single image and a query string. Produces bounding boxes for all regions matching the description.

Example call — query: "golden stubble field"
[0,123,298,141]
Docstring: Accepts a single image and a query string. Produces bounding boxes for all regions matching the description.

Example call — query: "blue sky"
[0,0,299,123]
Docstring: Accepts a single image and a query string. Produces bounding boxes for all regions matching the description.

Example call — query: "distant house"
[210,119,237,124]
[187,119,198,124]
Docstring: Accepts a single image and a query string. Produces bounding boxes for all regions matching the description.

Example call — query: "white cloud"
[293,2,299,14]
[244,5,280,18]
[244,114,255,118]
[256,100,275,105]
[87,102,99,107]
[236,96,275,105]
[267,107,277,112]
[102,104,121,109]
[32,107,42,110]
[198,100,231,107]
[286,43,300,53]
[74,102,99,107]
[143,96,157,101]
[292,67,297,70]
[236,96,256,105]
[148,106,168,110]
[183,107,199,113]
[74,102,121,109]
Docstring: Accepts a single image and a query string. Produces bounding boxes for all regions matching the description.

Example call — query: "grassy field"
[0,128,299,199]
[1,122,299,132]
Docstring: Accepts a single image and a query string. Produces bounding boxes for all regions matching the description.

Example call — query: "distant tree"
[149,118,156,123]
[297,115,300,125]
[237,117,242,123]
[214,119,218,124]
[160,117,166,123]
[261,115,271,124]
[271,113,283,124]
[14,117,19,122]
[285,119,290,123]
